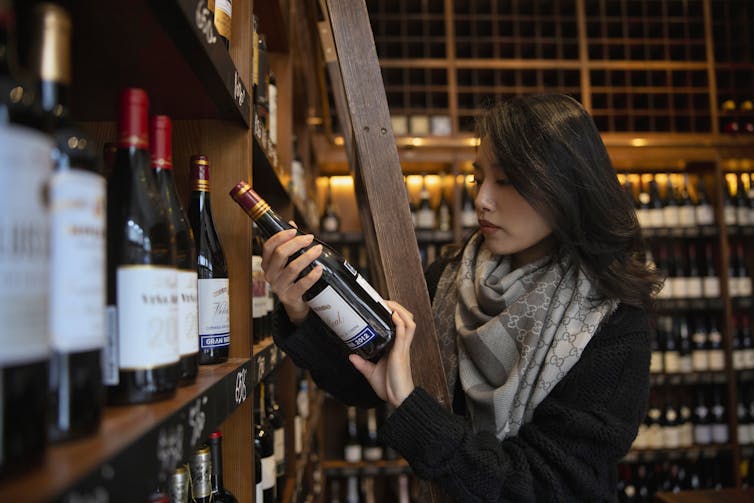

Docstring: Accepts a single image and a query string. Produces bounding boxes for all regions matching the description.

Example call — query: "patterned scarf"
[432,232,618,440]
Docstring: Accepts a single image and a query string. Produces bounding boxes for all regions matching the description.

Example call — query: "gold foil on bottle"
[31,3,72,85]
[251,200,270,220]
[193,180,210,192]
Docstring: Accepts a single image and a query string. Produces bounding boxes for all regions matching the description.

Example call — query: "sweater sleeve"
[379,306,650,503]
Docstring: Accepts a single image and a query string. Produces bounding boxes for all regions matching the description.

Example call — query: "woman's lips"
[479,219,500,233]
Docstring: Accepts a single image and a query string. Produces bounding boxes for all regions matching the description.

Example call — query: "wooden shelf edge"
[252,338,286,387]
[0,358,252,503]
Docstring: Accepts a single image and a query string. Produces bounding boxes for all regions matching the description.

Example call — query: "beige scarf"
[432,232,618,440]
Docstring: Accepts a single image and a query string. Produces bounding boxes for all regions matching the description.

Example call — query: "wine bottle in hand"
[229,182,394,362]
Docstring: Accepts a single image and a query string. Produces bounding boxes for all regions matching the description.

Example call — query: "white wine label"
[703,277,720,298]
[198,278,230,350]
[678,206,696,228]
[692,350,709,371]
[307,284,378,350]
[686,278,703,299]
[0,125,52,365]
[261,455,275,490]
[696,205,715,226]
[252,256,266,319]
[50,169,106,352]
[649,209,664,228]
[708,349,726,371]
[346,263,391,315]
[117,266,179,369]
[178,270,199,356]
[274,427,285,468]
[344,444,362,462]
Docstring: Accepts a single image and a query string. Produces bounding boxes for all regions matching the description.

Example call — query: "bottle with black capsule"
[230,182,395,362]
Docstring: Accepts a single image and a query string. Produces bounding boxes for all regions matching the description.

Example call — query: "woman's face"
[472,137,554,266]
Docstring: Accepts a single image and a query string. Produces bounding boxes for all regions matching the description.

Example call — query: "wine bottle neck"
[210,438,225,493]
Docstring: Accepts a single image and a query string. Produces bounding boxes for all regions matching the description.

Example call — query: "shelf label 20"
[235,366,248,404]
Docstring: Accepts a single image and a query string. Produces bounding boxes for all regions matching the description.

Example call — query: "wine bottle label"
[712,423,729,444]
[322,215,339,233]
[708,348,726,371]
[294,415,303,454]
[344,443,362,462]
[694,424,712,445]
[738,207,751,226]
[740,277,753,297]
[461,208,477,228]
[703,277,720,298]
[744,349,754,369]
[190,450,212,498]
[739,424,752,445]
[725,206,737,226]
[636,209,649,228]
[364,446,383,461]
[686,278,703,299]
[416,208,436,229]
[649,208,664,228]
[748,424,754,445]
[274,427,285,471]
[679,355,693,374]
[664,352,680,373]
[650,351,663,373]
[252,256,266,319]
[633,424,648,449]
[730,277,740,298]
[256,481,263,502]
[681,422,694,447]
[671,277,687,299]
[198,278,230,350]
[50,169,106,352]
[734,350,746,370]
[679,206,696,227]
[307,284,382,350]
[647,424,663,449]
[696,205,715,226]
[0,126,52,365]
[261,455,275,490]
[662,425,680,449]
[663,207,680,227]
[352,268,392,316]
[116,266,179,369]
[692,350,709,371]
[178,270,199,356]
[214,0,232,39]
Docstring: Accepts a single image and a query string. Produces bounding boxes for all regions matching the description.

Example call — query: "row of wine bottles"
[0,1,233,478]
[147,429,237,503]
[648,240,723,300]
[649,315,725,375]
[616,453,732,502]
[635,382,729,450]
[255,373,314,503]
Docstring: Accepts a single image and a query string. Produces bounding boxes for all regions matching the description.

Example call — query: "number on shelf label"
[188,396,208,446]
[157,423,185,476]
[194,0,217,45]
[235,367,248,404]
[234,72,246,107]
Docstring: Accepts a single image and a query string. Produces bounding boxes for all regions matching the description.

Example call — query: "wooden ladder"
[317,1,452,501]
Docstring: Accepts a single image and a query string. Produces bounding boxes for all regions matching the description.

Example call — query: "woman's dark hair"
[473,93,661,309]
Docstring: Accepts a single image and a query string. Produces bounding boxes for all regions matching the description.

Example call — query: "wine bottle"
[362,407,383,461]
[661,316,680,374]
[255,448,263,502]
[415,174,436,230]
[738,386,752,446]
[345,475,361,503]
[686,244,703,299]
[230,182,395,362]
[405,176,417,227]
[213,0,231,49]
[105,88,179,405]
[321,178,341,233]
[0,0,51,475]
[436,173,452,232]
[724,175,737,227]
[189,155,230,365]
[648,177,665,229]
[28,2,106,442]
[734,314,746,371]
[662,174,680,228]
[294,376,309,457]
[398,474,411,503]
[255,384,276,503]
[661,391,680,449]
[691,316,709,372]
[679,396,694,447]
[636,177,651,229]
[710,383,729,444]
[649,320,663,374]
[208,430,238,502]
[676,317,692,374]
[693,384,712,445]
[695,176,715,227]
[265,380,286,493]
[150,115,198,385]
[707,317,726,371]
[737,172,752,227]
[169,465,190,503]
[268,72,277,147]
[190,445,213,503]
[460,175,477,229]
[702,242,720,299]
[344,406,362,462]
[678,173,696,228]
[252,224,267,344]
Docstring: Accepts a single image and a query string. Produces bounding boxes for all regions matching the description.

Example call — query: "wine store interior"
[5,0,754,502]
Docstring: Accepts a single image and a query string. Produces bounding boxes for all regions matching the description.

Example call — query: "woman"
[261,94,661,502]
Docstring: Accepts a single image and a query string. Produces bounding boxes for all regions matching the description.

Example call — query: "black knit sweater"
[273,259,651,502]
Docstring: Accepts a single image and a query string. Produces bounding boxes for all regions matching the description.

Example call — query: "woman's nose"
[475,182,494,212]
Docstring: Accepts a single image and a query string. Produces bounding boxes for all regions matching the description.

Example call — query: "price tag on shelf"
[156,423,185,476]
[194,0,217,45]
[188,396,208,447]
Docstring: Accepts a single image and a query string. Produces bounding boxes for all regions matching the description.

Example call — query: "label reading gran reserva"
[198,278,230,350]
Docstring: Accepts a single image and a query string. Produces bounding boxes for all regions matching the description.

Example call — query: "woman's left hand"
[349,301,416,408]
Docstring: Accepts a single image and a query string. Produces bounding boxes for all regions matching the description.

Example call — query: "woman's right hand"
[260,227,323,325]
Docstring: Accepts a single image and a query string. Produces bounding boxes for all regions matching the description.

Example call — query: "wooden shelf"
[68,0,250,126]
[0,359,251,503]
[252,338,286,388]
